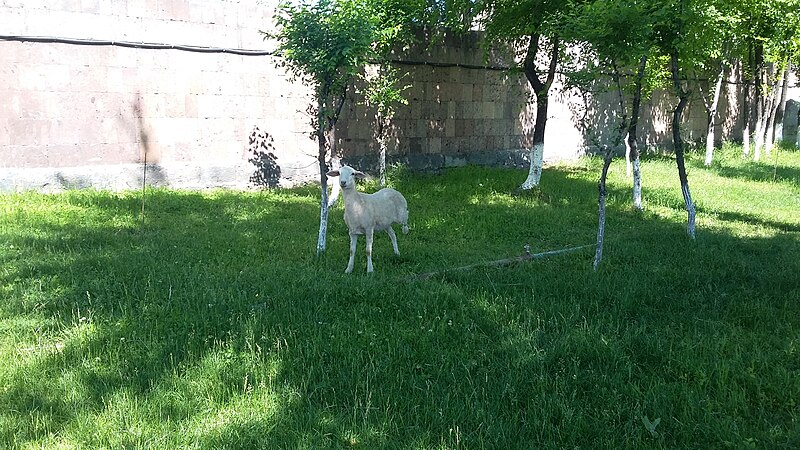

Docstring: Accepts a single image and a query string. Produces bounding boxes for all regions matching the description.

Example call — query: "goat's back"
[365,188,408,229]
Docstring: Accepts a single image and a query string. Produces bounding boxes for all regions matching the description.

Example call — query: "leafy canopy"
[270,0,377,103]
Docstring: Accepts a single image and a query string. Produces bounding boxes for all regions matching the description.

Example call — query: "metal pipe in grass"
[410,244,594,281]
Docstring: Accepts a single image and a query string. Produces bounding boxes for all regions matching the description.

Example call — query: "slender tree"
[561,0,661,267]
[762,64,782,155]
[566,0,658,213]
[475,0,588,191]
[752,43,768,160]
[269,0,378,254]
[772,63,792,144]
[669,47,697,239]
[700,64,726,166]
[696,1,738,166]
[363,65,409,186]
[652,0,707,239]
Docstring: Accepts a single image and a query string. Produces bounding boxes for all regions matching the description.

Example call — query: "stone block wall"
[1,0,319,191]
[3,1,790,192]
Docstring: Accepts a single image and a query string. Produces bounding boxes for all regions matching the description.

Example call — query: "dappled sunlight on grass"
[2,146,799,447]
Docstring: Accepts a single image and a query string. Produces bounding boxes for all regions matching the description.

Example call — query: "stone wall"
[1,0,319,191]
[1,1,795,192]
[337,32,540,172]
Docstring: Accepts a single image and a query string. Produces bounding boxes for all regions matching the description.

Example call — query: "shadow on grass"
[707,160,800,184]
[2,166,799,448]
[711,210,800,233]
[689,146,800,184]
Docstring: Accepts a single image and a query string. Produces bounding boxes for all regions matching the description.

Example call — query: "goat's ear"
[354,170,366,179]
[326,170,340,177]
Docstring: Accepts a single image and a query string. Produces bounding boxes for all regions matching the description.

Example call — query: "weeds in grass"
[1,145,799,448]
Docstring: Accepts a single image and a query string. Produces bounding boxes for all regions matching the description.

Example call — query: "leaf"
[641,415,661,437]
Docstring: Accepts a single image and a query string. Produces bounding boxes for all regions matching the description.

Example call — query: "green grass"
[1,144,799,449]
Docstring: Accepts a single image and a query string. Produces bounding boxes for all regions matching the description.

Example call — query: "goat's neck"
[342,187,358,200]
[340,186,363,206]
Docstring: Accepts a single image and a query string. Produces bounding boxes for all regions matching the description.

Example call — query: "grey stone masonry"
[3,0,789,191]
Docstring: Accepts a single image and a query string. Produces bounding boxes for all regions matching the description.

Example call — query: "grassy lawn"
[1,145,799,449]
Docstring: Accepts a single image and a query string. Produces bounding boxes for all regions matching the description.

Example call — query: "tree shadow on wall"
[248,126,282,189]
[565,84,625,156]
[565,79,677,156]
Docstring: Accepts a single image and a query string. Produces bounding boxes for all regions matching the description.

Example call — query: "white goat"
[326,165,409,273]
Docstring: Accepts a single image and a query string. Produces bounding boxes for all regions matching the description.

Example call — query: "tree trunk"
[742,59,752,157]
[520,142,545,190]
[765,64,788,155]
[519,34,558,191]
[628,55,647,212]
[377,117,387,186]
[624,133,632,177]
[671,50,696,239]
[773,64,791,144]
[754,96,765,160]
[328,154,342,207]
[704,66,725,166]
[316,122,330,255]
[379,139,387,186]
[764,79,779,156]
[594,149,613,270]
[519,88,549,191]
[753,45,765,161]
[315,85,349,255]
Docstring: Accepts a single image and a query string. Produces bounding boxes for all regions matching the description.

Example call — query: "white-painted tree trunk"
[327,155,341,207]
[379,138,387,187]
[670,49,697,241]
[594,152,613,270]
[632,158,643,211]
[773,64,791,144]
[754,72,767,161]
[593,189,606,271]
[317,162,331,255]
[754,115,764,161]
[743,117,751,157]
[520,143,544,190]
[624,133,632,177]
[764,80,781,156]
[316,197,329,255]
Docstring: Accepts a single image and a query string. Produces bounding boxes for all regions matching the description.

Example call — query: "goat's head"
[327,165,366,190]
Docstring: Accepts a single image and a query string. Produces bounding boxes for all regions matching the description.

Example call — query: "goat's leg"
[386,226,400,255]
[365,228,374,273]
[345,233,357,273]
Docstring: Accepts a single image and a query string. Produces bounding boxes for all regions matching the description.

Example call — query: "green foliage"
[639,52,671,98]
[469,0,798,87]
[362,65,409,127]
[271,0,375,86]
[569,0,654,66]
[563,0,666,98]
[479,0,571,42]
[648,0,724,71]
[2,146,800,448]
[729,0,800,68]
[269,0,378,128]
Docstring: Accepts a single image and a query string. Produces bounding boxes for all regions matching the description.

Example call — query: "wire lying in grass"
[410,244,594,281]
